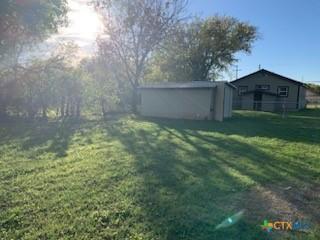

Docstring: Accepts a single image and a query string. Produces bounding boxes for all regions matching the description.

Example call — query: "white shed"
[138,81,235,121]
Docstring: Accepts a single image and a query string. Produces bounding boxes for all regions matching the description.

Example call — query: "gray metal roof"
[231,69,306,87]
[139,81,235,89]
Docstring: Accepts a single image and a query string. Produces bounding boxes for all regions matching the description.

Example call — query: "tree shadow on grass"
[165,127,320,222]
[140,109,320,145]
[0,118,84,158]
[104,122,268,239]
[179,128,318,185]
[103,112,319,239]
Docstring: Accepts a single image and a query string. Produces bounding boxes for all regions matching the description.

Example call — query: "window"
[277,86,289,97]
[238,86,248,95]
[255,85,270,91]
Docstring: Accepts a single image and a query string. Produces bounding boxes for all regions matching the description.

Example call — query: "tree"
[0,0,68,61]
[0,42,88,119]
[15,52,67,118]
[95,0,188,111]
[306,84,320,94]
[146,16,258,82]
[0,0,68,118]
[81,55,131,117]
[47,43,86,118]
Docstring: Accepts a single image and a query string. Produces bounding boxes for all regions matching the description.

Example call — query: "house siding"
[232,71,305,111]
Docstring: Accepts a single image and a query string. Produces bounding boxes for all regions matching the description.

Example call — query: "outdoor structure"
[138,81,235,121]
[231,69,307,112]
[306,88,320,107]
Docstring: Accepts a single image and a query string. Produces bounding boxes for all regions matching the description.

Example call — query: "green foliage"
[96,0,187,111]
[0,0,68,59]
[0,43,91,118]
[145,16,257,82]
[0,0,68,117]
[306,84,320,94]
[1,1,259,116]
[81,56,132,115]
[0,110,319,239]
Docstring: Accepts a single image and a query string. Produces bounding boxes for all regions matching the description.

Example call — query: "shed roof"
[139,81,236,89]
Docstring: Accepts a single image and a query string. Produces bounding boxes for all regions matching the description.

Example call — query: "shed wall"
[140,88,213,120]
[223,85,233,118]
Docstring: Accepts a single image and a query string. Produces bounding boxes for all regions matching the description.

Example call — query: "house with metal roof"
[231,69,307,112]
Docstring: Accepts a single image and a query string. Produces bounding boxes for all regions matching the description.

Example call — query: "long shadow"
[103,110,320,239]
[0,118,84,158]
[181,129,319,185]
[160,125,320,221]
[140,109,320,145]
[104,121,269,239]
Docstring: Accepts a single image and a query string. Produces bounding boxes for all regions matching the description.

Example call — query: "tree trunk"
[42,106,47,119]
[76,97,81,117]
[0,101,7,119]
[100,98,107,118]
[70,98,75,117]
[131,86,139,113]
[26,96,36,119]
[60,96,65,117]
[65,99,70,117]
[27,107,36,119]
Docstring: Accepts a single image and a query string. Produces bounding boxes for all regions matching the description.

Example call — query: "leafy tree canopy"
[145,16,258,82]
[95,0,187,111]
[0,0,68,59]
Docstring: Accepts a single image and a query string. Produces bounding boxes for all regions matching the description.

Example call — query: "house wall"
[261,95,278,112]
[237,93,277,112]
[240,94,254,110]
[139,88,214,120]
[232,71,303,111]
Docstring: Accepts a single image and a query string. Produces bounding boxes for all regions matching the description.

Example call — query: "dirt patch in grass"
[239,183,320,239]
[246,184,319,221]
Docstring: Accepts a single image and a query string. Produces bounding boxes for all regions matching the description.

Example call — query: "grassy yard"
[0,110,319,240]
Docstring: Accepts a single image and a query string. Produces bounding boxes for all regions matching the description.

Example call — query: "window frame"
[238,86,248,96]
[277,86,289,97]
[255,84,270,91]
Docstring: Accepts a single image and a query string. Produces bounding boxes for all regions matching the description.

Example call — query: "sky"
[187,0,320,83]
[53,0,320,84]
[47,0,103,57]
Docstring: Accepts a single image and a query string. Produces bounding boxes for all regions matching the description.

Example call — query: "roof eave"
[231,69,305,86]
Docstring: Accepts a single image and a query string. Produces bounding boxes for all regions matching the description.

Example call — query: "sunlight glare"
[48,0,104,54]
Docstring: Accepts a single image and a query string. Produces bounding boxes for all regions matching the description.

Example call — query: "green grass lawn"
[0,110,319,240]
